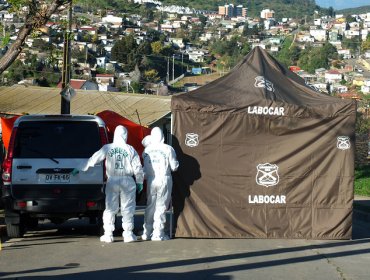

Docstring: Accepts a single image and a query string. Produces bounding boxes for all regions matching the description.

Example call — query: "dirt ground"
[176,72,224,87]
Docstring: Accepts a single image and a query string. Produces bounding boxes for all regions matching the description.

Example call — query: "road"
[0,210,370,280]
[345,58,370,79]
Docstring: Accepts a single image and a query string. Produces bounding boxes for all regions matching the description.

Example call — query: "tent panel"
[171,47,356,239]
[312,208,352,239]
[172,107,354,239]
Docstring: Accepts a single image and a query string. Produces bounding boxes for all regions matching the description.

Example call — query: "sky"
[315,0,370,10]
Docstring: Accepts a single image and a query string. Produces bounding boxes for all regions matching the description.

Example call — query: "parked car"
[0,137,5,209]
[1,115,108,238]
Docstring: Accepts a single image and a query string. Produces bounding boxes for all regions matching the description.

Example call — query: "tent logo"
[256,163,279,187]
[337,136,350,150]
[254,76,275,92]
[185,133,199,147]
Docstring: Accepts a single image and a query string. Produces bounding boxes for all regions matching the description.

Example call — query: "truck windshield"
[13,121,102,158]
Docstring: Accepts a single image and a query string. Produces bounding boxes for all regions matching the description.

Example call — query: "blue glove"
[136,183,143,193]
[71,168,79,176]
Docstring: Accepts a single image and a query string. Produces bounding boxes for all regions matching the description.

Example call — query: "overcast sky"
[316,0,370,10]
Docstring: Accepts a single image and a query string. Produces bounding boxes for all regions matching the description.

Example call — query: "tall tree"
[0,0,72,75]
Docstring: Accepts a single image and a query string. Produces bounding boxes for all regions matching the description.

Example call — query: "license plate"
[45,174,70,183]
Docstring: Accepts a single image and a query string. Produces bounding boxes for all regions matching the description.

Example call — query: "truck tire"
[25,217,38,229]
[6,222,25,238]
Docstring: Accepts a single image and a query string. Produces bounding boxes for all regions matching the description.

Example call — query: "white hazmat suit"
[142,127,179,241]
[80,125,144,243]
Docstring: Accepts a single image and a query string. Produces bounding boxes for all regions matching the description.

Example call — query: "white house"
[333,84,348,93]
[95,74,115,92]
[361,85,370,94]
[361,80,370,94]
[260,9,275,19]
[187,50,205,63]
[338,49,352,59]
[297,34,315,43]
[309,29,327,41]
[102,15,123,24]
[361,29,368,41]
[169,38,185,49]
[314,18,321,26]
[96,57,106,68]
[344,29,360,39]
[325,70,342,83]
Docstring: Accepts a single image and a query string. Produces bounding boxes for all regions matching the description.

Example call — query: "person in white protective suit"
[141,127,179,241]
[73,125,144,243]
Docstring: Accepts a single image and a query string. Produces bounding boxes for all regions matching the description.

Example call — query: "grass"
[354,165,370,196]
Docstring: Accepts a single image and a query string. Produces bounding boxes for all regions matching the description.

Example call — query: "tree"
[143,69,160,83]
[361,34,370,52]
[3,59,25,84]
[111,34,138,67]
[0,0,72,75]
[327,6,334,17]
[151,41,163,55]
[137,41,152,56]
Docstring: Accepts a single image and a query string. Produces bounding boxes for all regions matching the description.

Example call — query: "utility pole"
[172,54,175,82]
[181,52,184,74]
[166,56,169,84]
[60,2,73,114]
[85,43,88,67]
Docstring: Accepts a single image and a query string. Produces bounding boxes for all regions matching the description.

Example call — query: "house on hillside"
[361,80,370,94]
[95,74,116,92]
[187,49,206,63]
[325,70,342,83]
[309,29,327,41]
[57,79,98,90]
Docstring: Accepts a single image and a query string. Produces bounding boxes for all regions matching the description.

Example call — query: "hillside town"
[0,0,369,110]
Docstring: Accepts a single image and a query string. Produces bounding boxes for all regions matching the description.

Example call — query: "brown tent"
[171,47,356,239]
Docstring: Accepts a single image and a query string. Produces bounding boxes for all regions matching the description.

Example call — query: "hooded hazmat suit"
[81,125,144,243]
[142,127,179,241]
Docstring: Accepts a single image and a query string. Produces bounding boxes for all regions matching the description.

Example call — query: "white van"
[1,115,108,238]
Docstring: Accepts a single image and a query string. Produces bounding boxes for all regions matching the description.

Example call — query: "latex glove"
[136,183,143,193]
[71,168,79,176]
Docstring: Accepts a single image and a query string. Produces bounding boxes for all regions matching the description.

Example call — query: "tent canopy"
[172,47,353,117]
[171,47,356,239]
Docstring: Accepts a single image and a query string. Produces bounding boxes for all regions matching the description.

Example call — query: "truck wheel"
[25,217,38,229]
[6,222,25,238]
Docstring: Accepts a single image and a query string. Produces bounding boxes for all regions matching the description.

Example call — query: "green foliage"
[76,0,318,19]
[243,24,260,37]
[111,34,139,70]
[342,37,361,52]
[361,35,370,52]
[143,69,160,82]
[209,36,251,68]
[356,112,370,135]
[337,5,370,15]
[277,42,339,74]
[1,34,10,48]
[274,37,295,67]
[151,41,163,55]
[157,0,318,18]
[96,67,107,74]
[4,60,26,83]
[130,81,141,94]
[345,15,357,23]
[354,165,370,197]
